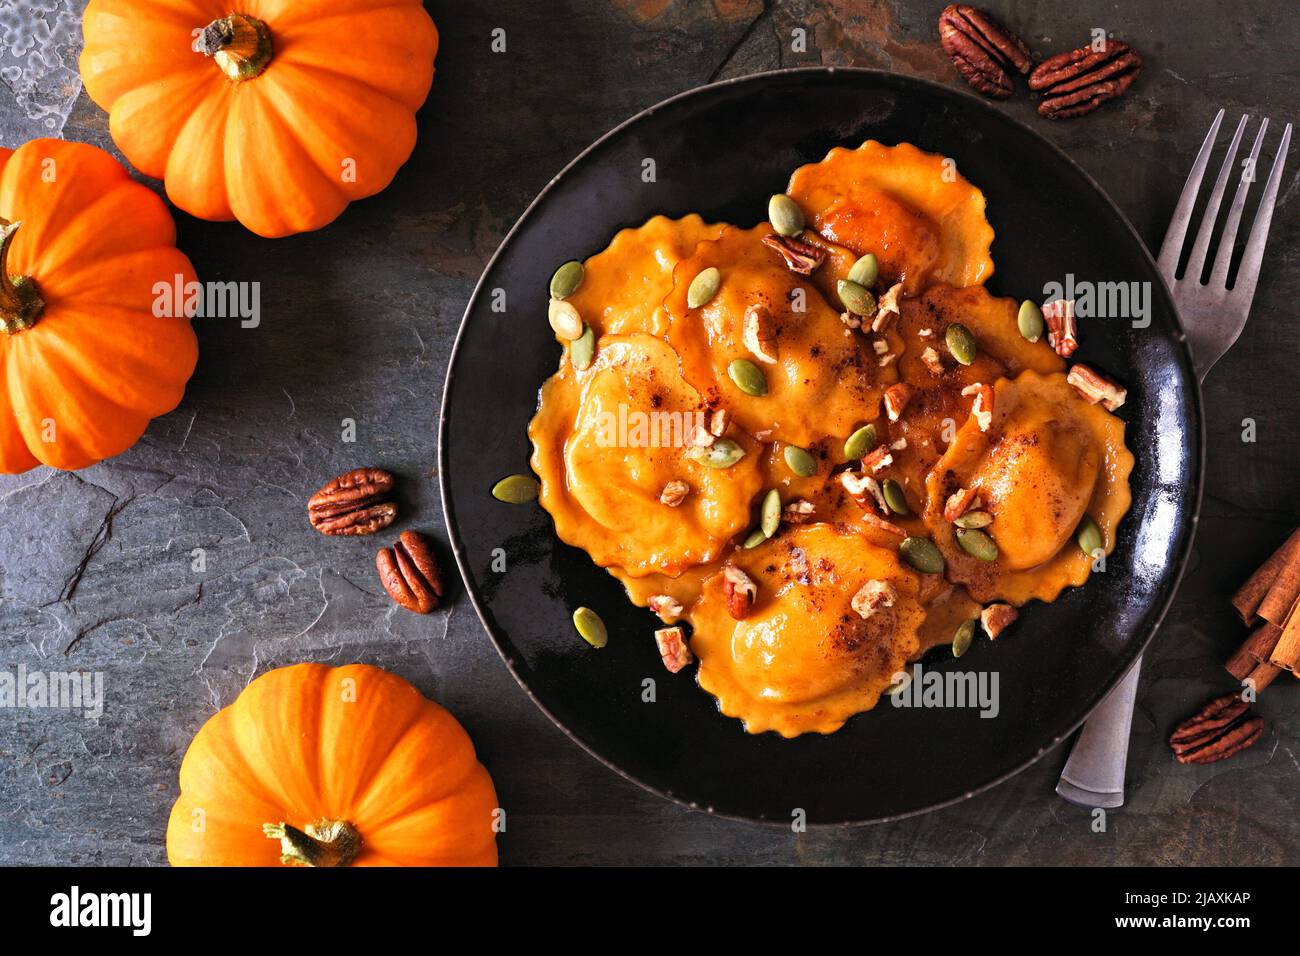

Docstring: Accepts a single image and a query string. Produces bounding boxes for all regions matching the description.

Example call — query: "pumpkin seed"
[847,253,879,288]
[689,438,745,469]
[760,488,781,537]
[573,606,607,648]
[843,423,878,461]
[837,278,877,317]
[687,267,721,309]
[547,298,584,340]
[727,358,768,397]
[492,474,539,504]
[953,510,992,529]
[1076,515,1103,556]
[743,527,768,549]
[956,527,998,562]
[570,324,595,370]
[952,619,976,658]
[783,444,817,478]
[768,194,805,237]
[549,260,584,300]
[882,479,910,515]
[945,323,977,366]
[1018,299,1044,343]
[900,536,945,574]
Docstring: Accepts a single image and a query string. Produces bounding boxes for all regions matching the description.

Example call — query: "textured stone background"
[0,1,1296,865]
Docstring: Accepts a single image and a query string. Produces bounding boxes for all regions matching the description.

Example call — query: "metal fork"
[1056,109,1292,809]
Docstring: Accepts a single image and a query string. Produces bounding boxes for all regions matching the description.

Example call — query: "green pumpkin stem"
[0,218,43,335]
[198,13,273,82]
[262,819,362,867]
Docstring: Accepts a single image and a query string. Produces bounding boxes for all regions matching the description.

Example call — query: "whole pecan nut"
[1168,694,1264,765]
[1029,40,1142,119]
[376,530,444,614]
[938,4,1031,99]
[308,467,397,536]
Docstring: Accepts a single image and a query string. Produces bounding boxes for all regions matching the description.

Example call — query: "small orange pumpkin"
[166,663,499,867]
[0,139,198,473]
[80,0,439,237]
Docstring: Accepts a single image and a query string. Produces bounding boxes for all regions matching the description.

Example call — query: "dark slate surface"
[0,1,1296,866]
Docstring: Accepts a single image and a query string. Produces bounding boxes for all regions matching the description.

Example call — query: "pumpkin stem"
[262,819,362,867]
[0,218,43,335]
[197,13,273,82]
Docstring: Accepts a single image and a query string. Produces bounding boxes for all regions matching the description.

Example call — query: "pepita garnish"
[570,324,595,370]
[492,474,539,504]
[1018,299,1044,343]
[1076,515,1103,556]
[783,444,817,478]
[743,527,768,549]
[689,438,745,469]
[688,266,721,309]
[843,423,878,461]
[728,358,768,397]
[945,323,977,366]
[953,510,992,529]
[837,278,877,317]
[882,479,910,516]
[768,194,805,237]
[952,619,976,658]
[549,260,584,300]
[573,606,607,648]
[847,253,879,288]
[760,488,781,537]
[900,536,945,574]
[547,298,584,340]
[956,527,998,562]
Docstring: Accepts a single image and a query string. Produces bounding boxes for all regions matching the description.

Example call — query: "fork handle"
[1056,657,1141,808]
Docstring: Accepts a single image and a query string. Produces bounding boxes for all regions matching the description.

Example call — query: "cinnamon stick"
[1267,596,1300,676]
[1231,527,1300,624]
[1246,661,1283,691]
[1225,621,1283,680]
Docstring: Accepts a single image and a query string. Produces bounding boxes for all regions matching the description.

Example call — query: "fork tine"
[1209,118,1270,287]
[1182,114,1248,283]
[1157,108,1224,279]
[1230,121,1292,304]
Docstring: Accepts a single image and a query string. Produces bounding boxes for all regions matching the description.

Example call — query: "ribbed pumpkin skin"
[0,139,198,473]
[166,664,499,867]
[80,0,439,238]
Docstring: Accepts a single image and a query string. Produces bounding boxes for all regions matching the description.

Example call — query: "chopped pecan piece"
[1067,364,1127,411]
[659,480,689,507]
[647,594,684,618]
[1168,694,1264,765]
[709,408,730,436]
[943,486,980,522]
[980,603,1018,639]
[1030,40,1143,120]
[961,383,994,431]
[783,499,815,524]
[861,511,907,537]
[761,234,825,275]
[861,445,893,474]
[689,424,715,448]
[1042,299,1079,356]
[938,4,1031,99]
[851,579,897,620]
[884,383,914,422]
[872,282,903,333]
[920,346,945,377]
[722,565,757,620]
[654,626,694,673]
[839,310,861,330]
[742,304,779,364]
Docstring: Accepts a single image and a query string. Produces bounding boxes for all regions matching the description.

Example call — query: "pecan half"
[308,467,397,536]
[1067,364,1127,411]
[1168,694,1264,765]
[1042,299,1079,356]
[654,626,694,673]
[722,565,757,620]
[1029,40,1142,119]
[980,603,1018,639]
[761,233,825,275]
[376,530,443,614]
[938,4,1031,99]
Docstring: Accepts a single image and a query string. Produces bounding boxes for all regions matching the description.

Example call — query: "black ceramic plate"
[440,69,1202,824]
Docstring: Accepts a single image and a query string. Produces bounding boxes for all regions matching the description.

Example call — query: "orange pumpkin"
[80,0,439,237]
[0,139,198,473]
[166,663,499,867]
